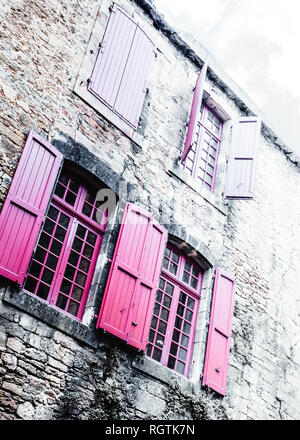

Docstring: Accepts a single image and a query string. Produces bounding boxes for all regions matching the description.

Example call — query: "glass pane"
[163,295,171,308]
[45,254,58,270]
[162,257,169,269]
[184,261,191,272]
[172,329,180,343]
[149,329,155,343]
[181,334,189,348]
[60,279,72,294]
[56,294,68,310]
[30,261,42,278]
[182,271,189,284]
[59,213,70,228]
[83,244,93,259]
[24,276,38,293]
[54,183,65,199]
[156,290,162,303]
[152,347,162,362]
[179,348,187,361]
[39,233,51,250]
[183,322,191,335]
[151,316,158,330]
[65,191,76,206]
[185,309,193,322]
[41,268,54,285]
[170,342,178,356]
[36,283,49,300]
[35,246,46,264]
[160,308,169,321]
[82,203,92,217]
[167,356,176,369]
[177,304,184,317]
[176,361,185,375]
[76,225,86,239]
[68,251,80,266]
[187,297,195,310]
[44,219,55,235]
[65,265,76,281]
[165,283,174,296]
[79,258,90,273]
[174,317,182,330]
[170,262,178,275]
[155,334,165,348]
[87,231,97,246]
[69,179,79,193]
[72,286,83,301]
[191,277,198,289]
[179,292,187,304]
[158,321,167,335]
[54,226,66,242]
[50,240,62,256]
[172,251,179,263]
[146,344,152,357]
[153,302,160,316]
[67,301,79,317]
[159,278,165,290]
[48,206,59,221]
[72,238,83,253]
[164,248,171,257]
[75,272,87,287]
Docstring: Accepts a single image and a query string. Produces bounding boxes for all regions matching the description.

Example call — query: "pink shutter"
[89,5,154,129]
[96,203,167,351]
[0,130,63,284]
[202,268,235,395]
[225,116,261,199]
[114,25,154,128]
[89,5,137,109]
[181,61,208,163]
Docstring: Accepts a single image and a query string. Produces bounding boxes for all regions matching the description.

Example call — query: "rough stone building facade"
[0,0,300,421]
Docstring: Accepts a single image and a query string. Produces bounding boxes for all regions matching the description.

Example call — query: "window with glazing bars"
[24,168,108,321]
[146,246,202,377]
[183,102,223,191]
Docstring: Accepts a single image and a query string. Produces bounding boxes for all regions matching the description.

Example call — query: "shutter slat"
[89,5,137,108]
[225,117,261,199]
[96,203,167,351]
[0,130,63,284]
[181,61,208,163]
[114,25,154,128]
[202,268,235,395]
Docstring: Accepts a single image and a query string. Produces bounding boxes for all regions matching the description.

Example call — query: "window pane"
[153,348,162,362]
[167,356,176,369]
[176,361,185,375]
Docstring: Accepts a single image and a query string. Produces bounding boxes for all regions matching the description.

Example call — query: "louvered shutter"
[225,116,261,199]
[96,203,167,351]
[0,130,63,284]
[202,268,235,395]
[181,61,208,163]
[89,4,154,129]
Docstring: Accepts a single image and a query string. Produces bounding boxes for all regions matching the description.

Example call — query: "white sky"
[155,0,300,155]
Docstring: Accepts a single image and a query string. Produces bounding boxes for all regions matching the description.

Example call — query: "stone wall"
[0,0,300,420]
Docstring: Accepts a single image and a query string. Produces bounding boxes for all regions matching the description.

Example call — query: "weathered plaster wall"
[0,0,300,420]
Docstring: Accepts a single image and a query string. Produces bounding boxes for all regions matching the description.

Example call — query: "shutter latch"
[131,321,138,327]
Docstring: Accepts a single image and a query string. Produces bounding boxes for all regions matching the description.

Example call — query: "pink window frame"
[183,102,223,192]
[23,168,107,321]
[146,244,202,378]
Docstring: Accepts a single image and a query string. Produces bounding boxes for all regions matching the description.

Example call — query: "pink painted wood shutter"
[96,203,167,351]
[0,130,63,284]
[225,116,261,199]
[89,4,154,129]
[181,61,208,163]
[202,268,235,395]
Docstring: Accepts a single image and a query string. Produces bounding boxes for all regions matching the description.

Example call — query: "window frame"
[183,102,223,192]
[23,167,108,322]
[146,244,202,378]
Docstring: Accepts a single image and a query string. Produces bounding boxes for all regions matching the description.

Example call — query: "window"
[88,4,155,129]
[183,103,223,191]
[24,167,108,321]
[146,245,202,378]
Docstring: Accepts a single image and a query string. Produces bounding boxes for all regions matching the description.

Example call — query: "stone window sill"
[3,287,99,348]
[167,166,229,217]
[132,355,196,394]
